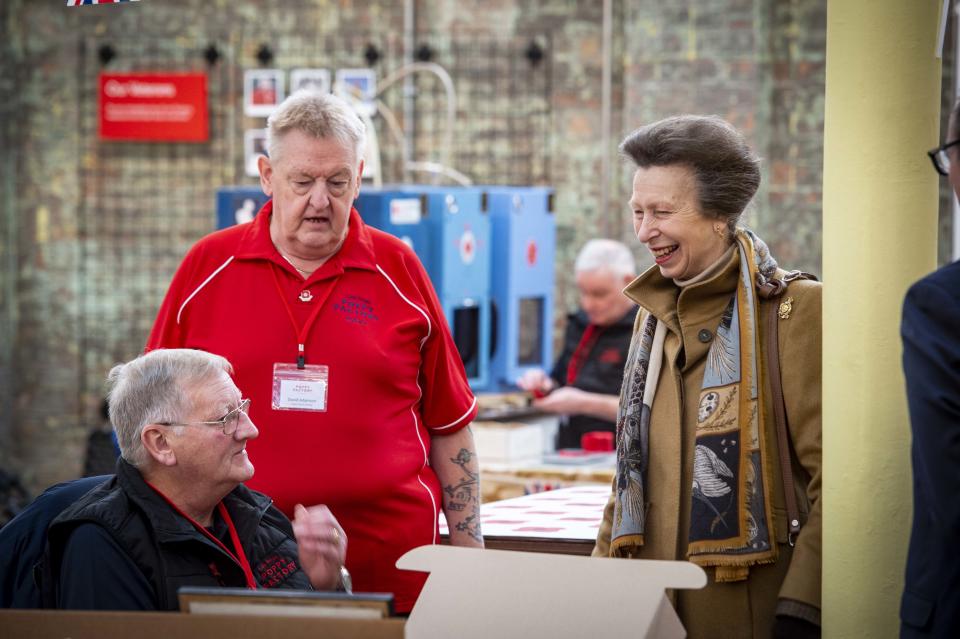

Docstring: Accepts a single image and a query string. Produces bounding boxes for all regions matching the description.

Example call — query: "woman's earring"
[714,225,725,237]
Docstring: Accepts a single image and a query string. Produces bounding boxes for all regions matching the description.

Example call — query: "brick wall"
[0,0,833,492]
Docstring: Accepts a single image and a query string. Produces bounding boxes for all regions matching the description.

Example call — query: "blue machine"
[355,185,491,389]
[354,188,432,270]
[483,186,556,391]
[215,186,270,229]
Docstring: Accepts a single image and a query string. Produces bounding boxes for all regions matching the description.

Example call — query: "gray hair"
[266,90,366,164]
[574,239,637,279]
[107,349,233,467]
[619,115,761,236]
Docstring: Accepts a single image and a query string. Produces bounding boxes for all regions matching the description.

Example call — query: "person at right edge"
[900,99,960,638]
[592,115,822,639]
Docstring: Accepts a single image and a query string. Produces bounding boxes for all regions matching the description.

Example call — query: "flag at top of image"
[67,0,140,6]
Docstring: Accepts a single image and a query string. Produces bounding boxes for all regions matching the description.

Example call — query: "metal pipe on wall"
[404,0,416,184]
[599,0,613,235]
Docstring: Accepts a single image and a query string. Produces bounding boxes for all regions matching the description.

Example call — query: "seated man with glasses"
[41,348,350,610]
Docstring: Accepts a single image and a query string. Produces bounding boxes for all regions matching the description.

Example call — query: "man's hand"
[292,504,347,590]
[532,386,621,422]
[516,369,557,397]
[532,386,589,413]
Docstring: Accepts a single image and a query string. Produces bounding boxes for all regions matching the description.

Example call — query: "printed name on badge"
[272,363,329,412]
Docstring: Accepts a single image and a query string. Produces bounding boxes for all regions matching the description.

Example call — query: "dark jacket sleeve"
[57,523,155,610]
[902,276,960,534]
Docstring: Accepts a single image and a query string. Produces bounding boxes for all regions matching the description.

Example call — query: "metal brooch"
[777,296,793,320]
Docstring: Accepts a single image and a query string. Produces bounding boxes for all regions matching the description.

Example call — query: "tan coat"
[593,249,822,639]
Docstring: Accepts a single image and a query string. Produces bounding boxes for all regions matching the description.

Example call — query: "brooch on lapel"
[777,296,794,320]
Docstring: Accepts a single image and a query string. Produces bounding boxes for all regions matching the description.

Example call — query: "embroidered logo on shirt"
[332,295,379,325]
[256,554,300,589]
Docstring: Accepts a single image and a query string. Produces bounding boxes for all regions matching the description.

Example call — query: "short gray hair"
[266,90,366,164]
[574,239,637,280]
[619,115,760,236]
[107,349,233,467]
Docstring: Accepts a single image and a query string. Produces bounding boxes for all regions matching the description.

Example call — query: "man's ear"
[141,424,177,467]
[258,155,274,197]
[353,159,365,200]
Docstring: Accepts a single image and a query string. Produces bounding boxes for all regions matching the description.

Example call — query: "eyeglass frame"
[927,138,960,176]
[158,398,251,436]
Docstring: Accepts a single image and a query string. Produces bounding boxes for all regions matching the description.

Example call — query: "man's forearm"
[430,426,484,547]
[534,387,620,421]
[580,391,620,421]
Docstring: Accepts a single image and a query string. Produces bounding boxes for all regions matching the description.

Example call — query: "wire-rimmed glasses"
[159,398,251,436]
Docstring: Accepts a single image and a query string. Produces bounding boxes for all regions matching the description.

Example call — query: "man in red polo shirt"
[147,90,482,613]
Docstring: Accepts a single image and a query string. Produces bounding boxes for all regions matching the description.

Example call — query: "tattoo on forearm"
[443,447,482,542]
[454,512,482,541]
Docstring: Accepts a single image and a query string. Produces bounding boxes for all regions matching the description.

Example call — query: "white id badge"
[272,363,329,412]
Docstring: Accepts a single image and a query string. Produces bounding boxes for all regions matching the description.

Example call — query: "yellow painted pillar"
[822,1,941,636]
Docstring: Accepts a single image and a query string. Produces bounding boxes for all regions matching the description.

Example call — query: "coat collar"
[116,459,271,543]
[623,246,741,336]
[233,200,379,281]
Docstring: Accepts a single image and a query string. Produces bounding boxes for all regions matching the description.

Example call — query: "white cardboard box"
[472,421,544,464]
[399,545,706,638]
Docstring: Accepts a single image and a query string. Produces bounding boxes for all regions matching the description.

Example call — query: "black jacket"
[0,475,110,608]
[550,307,637,449]
[44,459,311,610]
[901,260,960,637]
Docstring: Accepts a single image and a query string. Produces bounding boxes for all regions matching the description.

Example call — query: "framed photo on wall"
[244,69,284,117]
[290,68,331,95]
[244,128,268,178]
[334,68,377,116]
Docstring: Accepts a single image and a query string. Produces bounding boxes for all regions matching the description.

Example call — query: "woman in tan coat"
[593,115,821,639]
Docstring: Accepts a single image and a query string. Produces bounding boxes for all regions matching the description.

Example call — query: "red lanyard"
[269,263,337,369]
[566,324,604,385]
[146,481,258,590]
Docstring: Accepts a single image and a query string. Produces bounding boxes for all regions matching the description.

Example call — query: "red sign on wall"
[99,72,209,142]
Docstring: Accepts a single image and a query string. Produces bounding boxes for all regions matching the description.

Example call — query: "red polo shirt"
[147,202,477,611]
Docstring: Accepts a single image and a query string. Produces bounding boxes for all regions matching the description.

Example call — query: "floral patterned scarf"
[610,229,780,581]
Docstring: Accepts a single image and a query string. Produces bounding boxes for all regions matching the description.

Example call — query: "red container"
[581,431,614,452]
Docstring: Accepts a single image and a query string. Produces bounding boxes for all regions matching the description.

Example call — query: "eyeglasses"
[928,139,960,176]
[160,398,251,436]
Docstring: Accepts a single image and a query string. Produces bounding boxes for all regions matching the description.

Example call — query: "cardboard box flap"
[398,545,706,638]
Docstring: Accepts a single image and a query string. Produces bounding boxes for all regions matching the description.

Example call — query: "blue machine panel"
[216,186,270,229]
[357,185,491,389]
[483,186,556,391]
[354,188,432,269]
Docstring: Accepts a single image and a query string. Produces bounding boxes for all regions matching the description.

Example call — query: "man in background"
[518,239,637,449]
[901,99,960,637]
